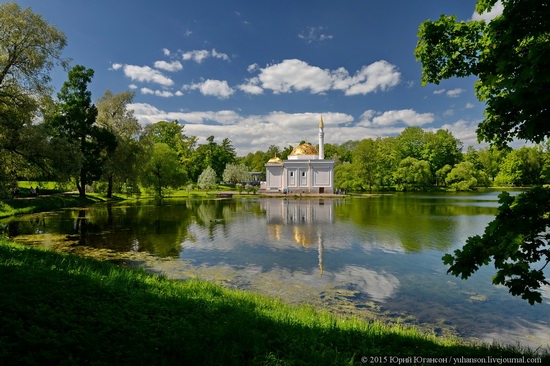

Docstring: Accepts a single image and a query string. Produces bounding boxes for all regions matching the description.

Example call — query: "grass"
[1,238,547,365]
[0,193,108,219]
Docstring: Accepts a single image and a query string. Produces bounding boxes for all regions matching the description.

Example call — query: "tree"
[445,162,478,191]
[416,0,550,303]
[0,3,68,192]
[353,139,380,191]
[494,146,546,186]
[422,129,463,174]
[478,146,507,182]
[393,157,431,191]
[48,65,116,197]
[141,143,185,199]
[222,163,251,184]
[197,166,217,191]
[96,90,142,197]
[0,3,67,99]
[190,136,235,182]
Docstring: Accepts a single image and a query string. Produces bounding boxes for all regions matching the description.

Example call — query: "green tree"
[393,157,431,191]
[48,65,116,197]
[478,145,507,182]
[445,162,478,191]
[416,0,550,303]
[375,137,398,189]
[353,138,379,191]
[334,163,362,192]
[141,143,185,199]
[422,129,463,176]
[190,136,236,182]
[96,90,142,197]
[0,2,67,192]
[197,166,217,191]
[396,127,426,161]
[222,163,251,184]
[494,146,545,186]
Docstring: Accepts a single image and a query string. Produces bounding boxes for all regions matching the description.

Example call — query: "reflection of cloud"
[480,319,550,349]
[249,264,400,303]
[331,265,400,302]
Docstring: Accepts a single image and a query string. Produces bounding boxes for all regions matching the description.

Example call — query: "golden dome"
[289,143,318,156]
[267,156,283,164]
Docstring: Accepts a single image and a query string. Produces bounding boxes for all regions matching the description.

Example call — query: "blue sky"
[16,0,505,155]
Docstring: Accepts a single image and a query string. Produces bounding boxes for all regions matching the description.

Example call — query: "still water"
[3,191,550,348]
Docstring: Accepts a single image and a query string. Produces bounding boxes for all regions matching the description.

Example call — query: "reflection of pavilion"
[262,199,333,275]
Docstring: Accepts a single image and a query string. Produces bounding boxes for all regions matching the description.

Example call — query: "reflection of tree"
[337,194,498,252]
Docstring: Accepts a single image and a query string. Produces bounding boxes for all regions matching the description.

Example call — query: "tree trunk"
[78,169,86,198]
[107,173,113,198]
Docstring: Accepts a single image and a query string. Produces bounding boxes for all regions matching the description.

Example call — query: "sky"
[15,0,507,155]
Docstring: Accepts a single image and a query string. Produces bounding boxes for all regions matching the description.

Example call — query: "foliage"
[393,157,431,191]
[140,143,186,199]
[417,0,550,303]
[443,188,550,304]
[48,65,116,197]
[189,136,236,182]
[96,90,142,197]
[0,3,68,189]
[0,3,68,98]
[494,146,546,186]
[445,162,478,191]
[222,163,251,184]
[141,120,196,167]
[197,166,217,191]
[416,1,550,146]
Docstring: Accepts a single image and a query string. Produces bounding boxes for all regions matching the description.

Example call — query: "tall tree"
[353,138,380,191]
[141,143,185,199]
[416,0,550,303]
[0,3,67,192]
[48,65,116,197]
[96,90,142,197]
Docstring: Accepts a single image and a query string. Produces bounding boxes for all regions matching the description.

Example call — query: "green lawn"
[1,239,546,365]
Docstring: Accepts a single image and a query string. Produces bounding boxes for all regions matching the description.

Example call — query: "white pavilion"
[264,116,334,194]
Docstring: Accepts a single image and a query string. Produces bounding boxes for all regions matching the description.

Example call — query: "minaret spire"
[318,115,324,160]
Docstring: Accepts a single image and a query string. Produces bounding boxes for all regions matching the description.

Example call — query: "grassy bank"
[0,194,107,219]
[1,239,546,365]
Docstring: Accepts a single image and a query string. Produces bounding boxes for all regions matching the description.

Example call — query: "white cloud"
[182,49,229,63]
[298,26,334,44]
[433,89,446,95]
[247,59,400,96]
[153,60,183,72]
[471,0,504,22]
[446,88,465,97]
[183,79,235,99]
[162,48,171,56]
[438,119,482,149]
[238,77,264,95]
[118,64,174,86]
[257,59,333,94]
[443,109,454,117]
[140,87,175,98]
[127,104,354,154]
[111,63,123,71]
[359,109,435,127]
[342,61,401,95]
[465,103,475,109]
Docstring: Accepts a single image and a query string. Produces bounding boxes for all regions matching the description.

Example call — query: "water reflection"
[2,192,549,348]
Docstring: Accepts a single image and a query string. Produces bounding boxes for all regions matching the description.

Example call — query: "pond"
[3,190,550,349]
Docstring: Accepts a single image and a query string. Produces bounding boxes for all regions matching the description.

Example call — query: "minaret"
[318,115,324,160]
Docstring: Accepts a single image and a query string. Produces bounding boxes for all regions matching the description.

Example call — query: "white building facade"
[264,117,334,194]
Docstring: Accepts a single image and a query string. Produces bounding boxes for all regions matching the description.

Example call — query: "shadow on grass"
[0,241,545,365]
